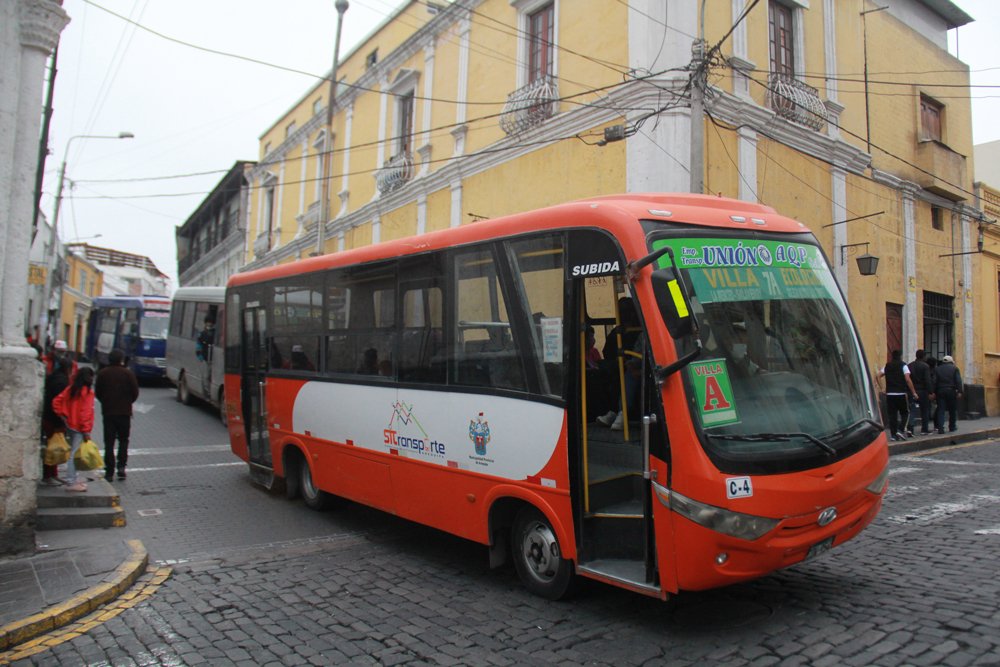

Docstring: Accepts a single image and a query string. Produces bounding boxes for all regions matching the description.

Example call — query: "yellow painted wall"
[461,121,626,221]
[426,187,452,233]
[462,1,514,154]
[381,201,418,242]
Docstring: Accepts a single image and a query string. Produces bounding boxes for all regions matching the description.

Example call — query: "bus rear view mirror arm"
[627,246,672,281]
[655,342,703,383]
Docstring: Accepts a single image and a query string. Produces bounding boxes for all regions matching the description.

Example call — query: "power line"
[70,68,680,186]
[742,73,980,202]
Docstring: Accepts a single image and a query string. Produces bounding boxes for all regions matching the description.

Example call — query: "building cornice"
[710,88,871,175]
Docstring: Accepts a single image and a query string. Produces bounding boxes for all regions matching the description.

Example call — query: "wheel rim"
[520,519,560,583]
[301,463,317,500]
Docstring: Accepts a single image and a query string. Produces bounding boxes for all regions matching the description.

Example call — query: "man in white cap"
[42,340,78,377]
[933,354,963,434]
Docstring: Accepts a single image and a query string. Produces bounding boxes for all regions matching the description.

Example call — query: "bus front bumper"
[665,485,884,591]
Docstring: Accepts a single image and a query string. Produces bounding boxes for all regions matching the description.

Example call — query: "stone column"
[0,0,69,556]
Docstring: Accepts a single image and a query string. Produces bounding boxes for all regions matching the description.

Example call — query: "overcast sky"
[41,0,999,291]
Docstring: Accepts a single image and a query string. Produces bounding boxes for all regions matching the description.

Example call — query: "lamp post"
[41,132,133,349]
[315,0,349,256]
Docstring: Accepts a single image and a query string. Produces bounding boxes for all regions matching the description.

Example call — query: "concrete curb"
[0,539,148,651]
[887,427,1000,456]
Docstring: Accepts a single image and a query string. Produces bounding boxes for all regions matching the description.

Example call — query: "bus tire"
[511,506,575,600]
[299,459,332,511]
[177,373,193,405]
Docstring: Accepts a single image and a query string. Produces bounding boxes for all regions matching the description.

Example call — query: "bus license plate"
[806,537,834,560]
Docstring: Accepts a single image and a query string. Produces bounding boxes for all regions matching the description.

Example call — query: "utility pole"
[43,132,133,349]
[861,6,888,154]
[316,0,350,257]
[689,38,707,194]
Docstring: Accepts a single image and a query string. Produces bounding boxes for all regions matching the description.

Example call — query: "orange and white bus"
[224,194,888,600]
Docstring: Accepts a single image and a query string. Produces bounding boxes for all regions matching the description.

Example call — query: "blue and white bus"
[85,295,171,379]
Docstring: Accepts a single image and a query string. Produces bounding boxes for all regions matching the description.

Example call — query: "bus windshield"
[652,236,876,473]
[140,310,171,339]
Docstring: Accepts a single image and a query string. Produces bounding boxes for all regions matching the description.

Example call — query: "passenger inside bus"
[358,347,379,374]
[596,298,643,431]
[289,344,315,371]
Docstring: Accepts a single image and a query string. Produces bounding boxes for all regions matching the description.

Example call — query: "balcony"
[500,75,558,136]
[916,140,967,201]
[253,233,271,259]
[767,73,828,132]
[375,151,414,195]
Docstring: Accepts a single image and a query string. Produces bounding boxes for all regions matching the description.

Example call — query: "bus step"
[577,560,656,593]
[588,474,643,512]
[248,462,275,490]
[581,514,644,561]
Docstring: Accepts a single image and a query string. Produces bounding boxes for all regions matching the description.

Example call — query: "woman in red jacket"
[52,366,95,492]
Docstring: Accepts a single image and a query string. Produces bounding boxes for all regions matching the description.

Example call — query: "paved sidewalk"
[0,416,998,654]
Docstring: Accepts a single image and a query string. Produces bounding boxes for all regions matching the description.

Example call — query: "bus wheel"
[177,374,193,405]
[299,459,332,511]
[512,506,574,600]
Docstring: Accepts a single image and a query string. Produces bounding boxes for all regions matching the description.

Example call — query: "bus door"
[241,305,274,486]
[573,273,658,593]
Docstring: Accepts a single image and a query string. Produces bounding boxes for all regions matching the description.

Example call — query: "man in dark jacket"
[933,355,963,434]
[878,350,918,441]
[95,348,140,481]
[908,349,934,435]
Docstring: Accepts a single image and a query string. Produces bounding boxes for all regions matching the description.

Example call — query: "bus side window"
[324,265,395,379]
[452,247,525,391]
[508,234,566,397]
[399,282,444,384]
[181,301,196,340]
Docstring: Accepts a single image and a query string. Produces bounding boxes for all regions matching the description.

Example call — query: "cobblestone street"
[8,388,1000,666]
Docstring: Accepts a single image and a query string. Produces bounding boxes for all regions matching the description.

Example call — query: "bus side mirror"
[651,269,696,339]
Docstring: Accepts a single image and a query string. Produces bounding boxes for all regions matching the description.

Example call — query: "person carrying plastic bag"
[52,367,96,492]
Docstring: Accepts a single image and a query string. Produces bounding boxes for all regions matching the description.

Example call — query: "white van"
[166,287,226,421]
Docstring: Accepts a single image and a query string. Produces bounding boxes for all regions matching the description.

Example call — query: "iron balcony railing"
[767,72,827,132]
[375,151,414,195]
[500,74,558,136]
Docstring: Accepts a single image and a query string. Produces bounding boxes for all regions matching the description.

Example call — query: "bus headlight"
[653,482,778,541]
[865,465,889,495]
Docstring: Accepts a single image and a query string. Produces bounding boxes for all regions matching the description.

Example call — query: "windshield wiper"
[707,431,836,456]
[823,419,883,442]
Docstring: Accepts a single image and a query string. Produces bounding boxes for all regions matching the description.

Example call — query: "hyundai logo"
[817,507,837,526]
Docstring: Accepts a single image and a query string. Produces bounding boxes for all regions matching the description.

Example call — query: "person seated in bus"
[358,347,379,374]
[196,319,216,362]
[596,298,643,431]
[377,359,393,377]
[288,344,315,371]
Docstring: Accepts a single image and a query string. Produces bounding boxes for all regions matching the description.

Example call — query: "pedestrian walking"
[95,348,140,481]
[51,366,96,492]
[933,354,963,434]
[40,355,73,484]
[877,350,918,441]
[908,349,934,434]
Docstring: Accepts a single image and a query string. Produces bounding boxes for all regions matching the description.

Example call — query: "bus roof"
[93,295,171,309]
[171,286,226,303]
[229,193,810,288]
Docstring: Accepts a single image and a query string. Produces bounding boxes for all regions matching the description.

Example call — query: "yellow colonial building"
[975,182,1000,414]
[243,0,991,410]
[59,248,103,356]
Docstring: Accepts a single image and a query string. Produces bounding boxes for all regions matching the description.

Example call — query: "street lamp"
[41,132,133,349]
[314,0,349,257]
